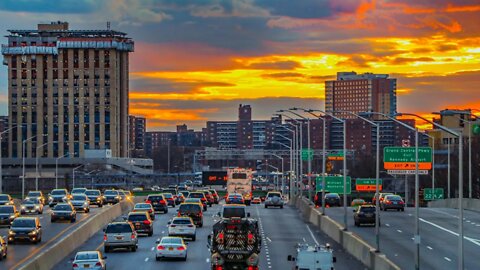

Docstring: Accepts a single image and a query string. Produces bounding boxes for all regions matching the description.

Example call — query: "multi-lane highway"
[0,203,110,270]
[53,201,366,270]
[326,206,480,270]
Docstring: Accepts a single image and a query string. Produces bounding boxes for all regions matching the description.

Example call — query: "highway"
[0,203,110,270]
[53,202,366,270]
[325,206,480,270]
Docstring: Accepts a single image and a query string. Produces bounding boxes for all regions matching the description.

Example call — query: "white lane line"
[144,257,149,262]
[408,214,412,216]
[397,229,402,233]
[427,246,433,250]
[420,218,480,247]
[206,258,210,263]
[306,225,320,246]
[151,247,154,251]
[444,257,451,262]
[476,224,480,227]
[385,223,390,227]
[266,237,272,243]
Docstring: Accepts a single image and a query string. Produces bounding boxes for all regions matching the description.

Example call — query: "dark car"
[0,205,20,226]
[0,194,14,206]
[226,194,244,205]
[208,189,220,204]
[51,203,77,223]
[177,203,203,227]
[104,190,121,204]
[85,189,104,207]
[354,205,379,227]
[146,194,168,214]
[48,189,69,207]
[8,217,42,244]
[161,193,176,208]
[188,192,208,210]
[381,195,405,211]
[175,193,186,205]
[127,212,154,236]
[0,236,7,260]
[199,190,214,206]
[20,198,44,215]
[325,193,341,207]
[25,191,46,205]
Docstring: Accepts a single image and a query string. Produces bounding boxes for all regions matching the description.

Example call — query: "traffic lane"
[53,203,222,270]
[0,204,107,270]
[256,204,366,270]
[423,207,480,237]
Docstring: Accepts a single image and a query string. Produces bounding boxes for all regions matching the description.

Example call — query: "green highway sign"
[327,152,344,161]
[473,124,480,135]
[423,188,444,200]
[301,148,314,161]
[384,147,432,163]
[316,176,351,194]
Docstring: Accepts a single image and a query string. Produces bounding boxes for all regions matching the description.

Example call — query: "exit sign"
[356,178,382,192]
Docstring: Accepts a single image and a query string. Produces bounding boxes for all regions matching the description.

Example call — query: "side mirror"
[247,213,251,218]
[352,209,356,213]
[38,225,42,228]
[167,221,171,225]
[333,257,337,263]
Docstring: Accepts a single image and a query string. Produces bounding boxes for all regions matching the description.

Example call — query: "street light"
[72,164,86,189]
[56,152,71,189]
[22,134,47,198]
[422,132,436,193]
[272,140,292,197]
[397,112,464,270]
[35,141,57,191]
[277,113,302,195]
[275,123,297,196]
[271,153,285,193]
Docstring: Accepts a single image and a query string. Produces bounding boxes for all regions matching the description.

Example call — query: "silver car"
[264,192,284,208]
[72,251,107,270]
[70,194,90,213]
[104,222,138,253]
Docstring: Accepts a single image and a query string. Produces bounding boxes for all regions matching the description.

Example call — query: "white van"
[287,243,336,270]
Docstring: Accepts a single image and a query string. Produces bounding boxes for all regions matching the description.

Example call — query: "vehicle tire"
[401,208,405,212]
[199,223,203,228]
[264,205,268,209]
[183,254,187,261]
[192,235,196,241]
[165,209,168,214]
[71,218,76,223]
[104,246,110,253]
[156,256,160,261]
[148,231,153,237]
[354,220,359,227]
[280,205,283,209]
[39,210,43,214]
[99,203,103,208]
[131,246,137,252]
[51,218,55,223]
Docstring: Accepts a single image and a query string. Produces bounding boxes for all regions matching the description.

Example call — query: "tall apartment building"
[128,115,146,152]
[325,72,397,119]
[2,22,134,158]
[433,109,479,146]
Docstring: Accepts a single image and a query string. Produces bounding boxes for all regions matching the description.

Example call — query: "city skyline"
[0,0,479,131]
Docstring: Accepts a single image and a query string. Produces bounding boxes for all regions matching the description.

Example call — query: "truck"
[226,168,253,206]
[287,243,336,270]
[208,205,261,270]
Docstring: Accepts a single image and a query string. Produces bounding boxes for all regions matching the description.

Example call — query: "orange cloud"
[445,4,480,13]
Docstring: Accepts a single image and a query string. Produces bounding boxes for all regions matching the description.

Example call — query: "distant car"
[127,212,154,236]
[51,203,77,223]
[177,203,203,227]
[0,194,14,206]
[104,221,138,253]
[183,198,206,211]
[168,217,196,241]
[132,187,144,192]
[351,199,366,210]
[155,237,188,261]
[161,193,176,207]
[20,198,44,214]
[325,193,341,207]
[175,193,186,205]
[0,236,7,260]
[72,251,107,270]
[85,189,104,207]
[373,192,394,205]
[70,194,91,213]
[265,192,284,208]
[145,194,168,214]
[71,188,88,195]
[226,193,244,205]
[187,192,208,210]
[118,190,128,201]
[25,191,46,205]
[133,203,156,220]
[151,185,161,191]
[208,189,220,204]
[381,195,405,211]
[8,217,42,244]
[104,190,121,204]
[353,205,378,227]
[198,190,214,206]
[0,205,20,226]
[252,197,262,204]
[48,189,70,207]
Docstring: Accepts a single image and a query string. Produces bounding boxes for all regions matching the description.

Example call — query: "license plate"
[153,202,158,205]
[178,229,184,232]
[168,247,173,251]
[393,202,397,204]
[366,214,373,217]
[116,236,123,240]
[84,264,90,268]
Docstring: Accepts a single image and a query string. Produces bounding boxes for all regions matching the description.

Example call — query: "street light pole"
[271,153,284,193]
[275,127,295,198]
[56,152,70,189]
[279,120,299,195]
[22,134,43,198]
[72,164,85,189]
[35,141,51,191]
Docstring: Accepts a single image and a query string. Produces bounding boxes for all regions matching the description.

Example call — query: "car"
[103,190,121,204]
[72,251,107,270]
[70,194,91,213]
[118,190,127,201]
[353,205,379,227]
[325,193,341,207]
[145,194,168,214]
[151,185,161,191]
[48,189,70,207]
[161,193,176,207]
[187,192,208,210]
[168,217,196,241]
[251,197,262,204]
[103,221,138,253]
[179,191,190,198]
[155,237,188,261]
[133,203,156,220]
[0,205,20,226]
[20,198,44,214]
[25,191,46,205]
[313,191,323,207]
[0,236,7,260]
[226,193,244,205]
[127,212,153,236]
[208,189,220,204]
[85,189,104,207]
[175,193,186,205]
[119,190,133,201]
[198,190,214,206]
[177,203,203,227]
[351,199,366,210]
[71,188,88,195]
[0,194,14,206]
[164,188,178,196]
[8,217,42,244]
[373,192,394,205]
[132,187,144,192]
[265,192,284,208]
[183,198,206,211]
[381,195,405,211]
[51,203,77,223]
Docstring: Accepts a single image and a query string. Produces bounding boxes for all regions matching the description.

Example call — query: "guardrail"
[18,197,144,270]
[428,198,480,212]
[290,196,400,270]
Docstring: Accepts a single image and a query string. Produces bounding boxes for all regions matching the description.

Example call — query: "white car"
[168,217,196,241]
[70,194,91,213]
[72,250,107,270]
[155,237,188,261]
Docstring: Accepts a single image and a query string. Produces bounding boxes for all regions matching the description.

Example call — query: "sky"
[0,0,479,131]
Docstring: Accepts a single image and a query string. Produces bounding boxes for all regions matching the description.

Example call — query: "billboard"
[202,171,228,185]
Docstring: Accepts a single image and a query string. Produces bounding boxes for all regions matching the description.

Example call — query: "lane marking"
[145,257,149,262]
[151,247,154,251]
[444,257,451,262]
[385,223,390,227]
[306,225,320,246]
[397,229,402,233]
[420,218,480,247]
[95,242,104,251]
[427,246,433,250]
[266,237,272,243]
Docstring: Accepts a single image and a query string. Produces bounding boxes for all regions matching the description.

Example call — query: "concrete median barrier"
[428,198,480,212]
[19,197,144,270]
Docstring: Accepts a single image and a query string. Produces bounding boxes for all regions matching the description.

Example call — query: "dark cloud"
[0,0,97,13]
[131,77,235,94]
[390,57,435,65]
[255,0,332,18]
[262,72,305,79]
[247,60,302,70]
[436,44,458,52]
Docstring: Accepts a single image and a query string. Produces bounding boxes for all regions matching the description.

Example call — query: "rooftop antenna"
[107,21,111,30]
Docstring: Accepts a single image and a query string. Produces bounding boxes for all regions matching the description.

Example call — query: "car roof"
[15,217,37,220]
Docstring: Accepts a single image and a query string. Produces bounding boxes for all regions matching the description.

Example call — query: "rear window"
[105,191,118,195]
[179,204,201,212]
[54,204,72,211]
[0,195,8,200]
[189,193,204,198]
[386,196,402,201]
[135,204,151,209]
[73,195,87,200]
[75,253,99,261]
[161,237,182,245]
[0,206,14,213]
[360,207,376,213]
[172,219,192,225]
[148,195,164,201]
[106,223,132,234]
[128,214,147,222]
[326,194,339,198]
[12,219,35,227]
[180,191,189,197]
[267,193,281,198]
[223,207,246,218]
[28,192,41,197]
[85,190,101,196]
[162,193,173,198]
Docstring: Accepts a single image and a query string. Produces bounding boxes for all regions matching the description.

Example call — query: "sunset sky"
[0,0,479,131]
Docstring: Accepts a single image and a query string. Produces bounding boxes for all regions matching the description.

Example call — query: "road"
[326,206,480,270]
[0,203,109,270]
[53,202,366,270]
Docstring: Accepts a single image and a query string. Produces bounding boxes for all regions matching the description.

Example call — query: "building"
[325,72,397,119]
[2,21,134,158]
[144,131,176,157]
[128,115,146,153]
[432,109,479,146]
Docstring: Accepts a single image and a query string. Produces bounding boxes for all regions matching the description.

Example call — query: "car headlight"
[211,253,225,265]
[10,215,16,219]
[29,231,37,236]
[21,206,26,210]
[63,196,67,200]
[48,197,53,201]
[35,205,40,209]
[8,230,15,235]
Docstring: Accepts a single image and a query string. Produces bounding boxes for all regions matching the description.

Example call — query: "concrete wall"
[428,198,480,212]
[19,197,143,270]
[290,197,400,270]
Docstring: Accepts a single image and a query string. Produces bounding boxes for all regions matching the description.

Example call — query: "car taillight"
[103,234,107,241]
[201,198,206,201]
[217,232,224,243]
[149,209,152,213]
[198,212,203,217]
[143,220,151,225]
[216,266,223,270]
[73,263,78,268]
[160,200,166,205]
[177,246,185,251]
[131,233,136,239]
[314,195,318,201]
[177,212,181,217]
[386,200,392,204]
[157,245,165,250]
[145,200,151,204]
[95,262,102,267]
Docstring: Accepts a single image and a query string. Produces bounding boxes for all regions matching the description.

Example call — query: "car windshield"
[54,204,72,211]
[12,219,35,227]
[188,193,204,198]
[179,204,201,212]
[326,194,339,198]
[0,206,14,213]
[106,223,132,234]
[128,214,147,221]
[161,238,182,245]
[162,193,173,198]
[163,189,176,195]
[85,190,101,196]
[180,192,189,196]
[135,204,151,209]
[73,195,87,201]
[28,192,41,197]
[75,253,99,261]
[23,200,37,205]
[51,190,66,195]
[268,193,281,198]
[387,196,402,201]
[72,189,86,193]
[223,207,245,218]
[172,219,192,225]
[0,195,9,200]
[148,196,163,201]
[104,191,118,195]
[360,207,376,213]
[185,199,200,203]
